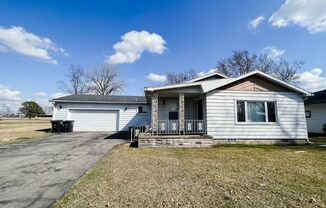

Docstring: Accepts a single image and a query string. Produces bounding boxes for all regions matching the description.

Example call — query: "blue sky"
[1,0,326,110]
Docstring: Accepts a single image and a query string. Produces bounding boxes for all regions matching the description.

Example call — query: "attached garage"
[69,109,119,131]
[50,95,150,132]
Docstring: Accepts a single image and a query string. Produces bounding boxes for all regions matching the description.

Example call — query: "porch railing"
[184,120,206,134]
[158,120,180,134]
[130,122,150,141]
[157,120,206,134]
[130,120,206,140]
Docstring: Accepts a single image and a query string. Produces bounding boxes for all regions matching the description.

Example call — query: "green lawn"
[54,144,326,208]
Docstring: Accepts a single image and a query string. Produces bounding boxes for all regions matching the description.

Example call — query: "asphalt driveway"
[0,132,127,208]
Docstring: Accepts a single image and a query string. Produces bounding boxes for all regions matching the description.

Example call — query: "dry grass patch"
[0,118,51,145]
[54,145,326,208]
[310,136,326,145]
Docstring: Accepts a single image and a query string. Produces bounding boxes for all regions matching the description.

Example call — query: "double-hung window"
[236,100,277,123]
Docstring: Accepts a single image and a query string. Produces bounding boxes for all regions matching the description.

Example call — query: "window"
[305,110,311,118]
[236,101,277,123]
[138,106,147,114]
[247,101,265,122]
[267,102,276,122]
[237,101,246,122]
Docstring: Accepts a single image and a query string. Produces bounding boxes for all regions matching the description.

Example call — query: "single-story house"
[51,70,311,145]
[304,89,326,134]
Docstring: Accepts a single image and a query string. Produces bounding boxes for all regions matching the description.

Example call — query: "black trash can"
[62,120,73,132]
[67,120,74,132]
[51,120,62,133]
[62,120,74,132]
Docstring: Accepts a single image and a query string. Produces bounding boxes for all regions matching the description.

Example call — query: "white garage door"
[69,109,118,131]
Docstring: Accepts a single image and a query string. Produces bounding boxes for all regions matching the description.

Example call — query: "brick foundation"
[138,135,213,147]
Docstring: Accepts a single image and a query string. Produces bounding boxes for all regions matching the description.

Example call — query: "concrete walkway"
[0,132,127,208]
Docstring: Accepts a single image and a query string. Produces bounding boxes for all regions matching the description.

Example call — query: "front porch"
[149,91,207,136]
[131,89,211,147]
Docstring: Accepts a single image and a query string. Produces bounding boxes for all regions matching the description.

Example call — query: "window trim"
[305,110,311,118]
[234,99,278,125]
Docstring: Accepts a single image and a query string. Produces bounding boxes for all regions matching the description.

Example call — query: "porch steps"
[138,134,213,148]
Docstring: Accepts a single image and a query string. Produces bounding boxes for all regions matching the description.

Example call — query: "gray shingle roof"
[305,89,326,105]
[50,95,148,104]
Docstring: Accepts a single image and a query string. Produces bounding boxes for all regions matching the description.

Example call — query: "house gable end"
[219,75,292,92]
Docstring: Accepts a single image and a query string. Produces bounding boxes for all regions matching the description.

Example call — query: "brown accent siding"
[220,75,291,92]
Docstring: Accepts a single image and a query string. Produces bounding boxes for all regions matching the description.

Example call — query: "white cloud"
[34,92,47,97]
[146,73,167,82]
[269,0,326,33]
[262,46,285,59]
[50,92,67,99]
[0,26,68,64]
[297,68,326,92]
[35,98,52,107]
[0,84,21,101]
[248,16,265,29]
[106,30,167,64]
[197,69,217,77]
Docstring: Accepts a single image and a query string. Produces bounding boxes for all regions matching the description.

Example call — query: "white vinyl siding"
[52,104,68,120]
[305,104,326,134]
[52,102,150,131]
[206,91,308,139]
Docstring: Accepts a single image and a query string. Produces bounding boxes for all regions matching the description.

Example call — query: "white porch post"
[179,92,185,135]
[151,93,158,135]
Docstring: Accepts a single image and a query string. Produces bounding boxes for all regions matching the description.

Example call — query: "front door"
[165,99,179,132]
[166,99,178,120]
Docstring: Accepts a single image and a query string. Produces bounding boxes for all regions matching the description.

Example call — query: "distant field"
[0,118,51,145]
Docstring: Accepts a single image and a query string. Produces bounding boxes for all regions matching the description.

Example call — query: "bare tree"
[216,50,303,83]
[273,59,302,83]
[59,65,90,95]
[166,69,197,84]
[42,105,53,116]
[87,64,124,95]
[0,104,13,117]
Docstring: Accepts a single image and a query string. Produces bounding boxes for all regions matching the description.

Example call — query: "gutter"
[49,100,148,104]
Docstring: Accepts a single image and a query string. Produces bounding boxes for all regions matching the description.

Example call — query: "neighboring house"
[305,89,326,134]
[51,70,311,145]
